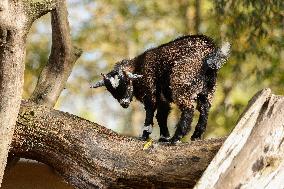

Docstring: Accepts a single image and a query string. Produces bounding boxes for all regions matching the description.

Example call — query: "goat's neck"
[124,59,136,73]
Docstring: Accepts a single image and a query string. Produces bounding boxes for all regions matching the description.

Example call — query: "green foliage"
[207,0,284,137]
[24,0,283,139]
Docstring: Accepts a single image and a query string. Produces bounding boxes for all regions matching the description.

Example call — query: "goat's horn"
[125,71,143,80]
[101,73,107,79]
[90,80,105,88]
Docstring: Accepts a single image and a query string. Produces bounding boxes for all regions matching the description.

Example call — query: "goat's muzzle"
[119,98,130,108]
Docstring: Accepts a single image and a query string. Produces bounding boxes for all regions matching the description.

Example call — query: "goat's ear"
[123,70,143,80]
[90,73,107,88]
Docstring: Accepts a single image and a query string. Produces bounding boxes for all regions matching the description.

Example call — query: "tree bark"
[194,88,284,189]
[30,0,82,107]
[0,1,32,185]
[10,100,225,189]
[0,0,75,186]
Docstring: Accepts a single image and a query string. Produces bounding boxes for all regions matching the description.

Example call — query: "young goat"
[91,35,230,143]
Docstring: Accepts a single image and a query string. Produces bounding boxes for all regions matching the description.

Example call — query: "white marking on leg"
[142,124,153,134]
[160,135,170,140]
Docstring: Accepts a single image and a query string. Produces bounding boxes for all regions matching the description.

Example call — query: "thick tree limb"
[194,88,284,189]
[10,101,225,189]
[30,0,82,107]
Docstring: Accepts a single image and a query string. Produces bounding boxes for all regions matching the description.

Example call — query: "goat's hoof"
[138,136,148,141]
[169,137,181,144]
[138,131,151,141]
[158,136,170,143]
[191,134,202,141]
[191,137,201,141]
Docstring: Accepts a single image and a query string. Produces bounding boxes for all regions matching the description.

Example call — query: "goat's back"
[133,35,217,103]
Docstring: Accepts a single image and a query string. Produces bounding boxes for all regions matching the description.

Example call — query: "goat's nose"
[120,99,130,108]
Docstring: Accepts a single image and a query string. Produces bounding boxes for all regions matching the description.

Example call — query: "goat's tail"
[205,42,231,70]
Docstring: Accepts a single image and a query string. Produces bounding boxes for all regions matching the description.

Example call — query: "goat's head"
[91,60,142,108]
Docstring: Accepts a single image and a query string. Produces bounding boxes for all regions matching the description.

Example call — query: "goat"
[91,35,230,143]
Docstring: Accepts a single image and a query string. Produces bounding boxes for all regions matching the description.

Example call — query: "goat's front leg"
[140,100,156,141]
[171,106,194,144]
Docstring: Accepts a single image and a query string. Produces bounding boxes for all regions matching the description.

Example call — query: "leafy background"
[23,0,283,140]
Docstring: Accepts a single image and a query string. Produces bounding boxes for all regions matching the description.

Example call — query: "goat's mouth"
[120,103,129,108]
[119,99,130,108]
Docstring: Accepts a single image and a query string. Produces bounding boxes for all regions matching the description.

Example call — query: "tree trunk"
[194,88,284,189]
[0,0,65,185]
[10,100,225,189]
[0,1,30,185]
[194,0,200,34]
[183,0,201,34]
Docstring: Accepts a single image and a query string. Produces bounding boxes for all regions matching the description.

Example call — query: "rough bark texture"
[10,100,225,189]
[194,88,284,189]
[0,0,33,185]
[0,0,78,186]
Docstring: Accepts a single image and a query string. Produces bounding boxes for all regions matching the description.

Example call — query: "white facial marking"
[110,75,120,88]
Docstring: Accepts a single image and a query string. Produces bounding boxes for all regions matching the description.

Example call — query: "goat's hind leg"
[191,94,211,140]
[170,105,194,144]
[140,99,156,141]
[156,101,171,142]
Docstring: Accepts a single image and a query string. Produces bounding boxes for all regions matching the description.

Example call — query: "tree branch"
[30,0,82,107]
[10,101,225,189]
[26,0,57,21]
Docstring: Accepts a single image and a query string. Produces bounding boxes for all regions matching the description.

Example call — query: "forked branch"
[30,0,82,107]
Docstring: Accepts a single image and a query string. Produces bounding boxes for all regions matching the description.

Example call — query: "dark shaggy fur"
[91,34,230,143]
